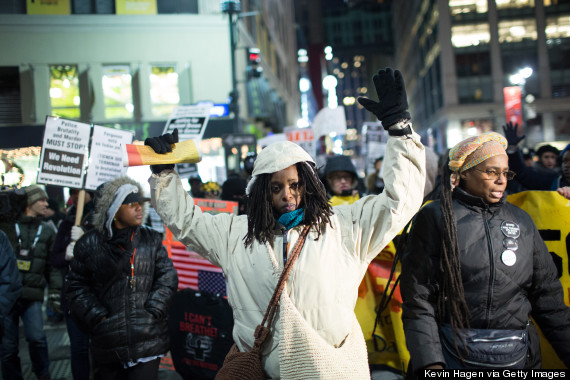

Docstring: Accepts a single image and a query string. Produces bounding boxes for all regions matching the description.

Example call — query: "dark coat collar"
[452,187,506,213]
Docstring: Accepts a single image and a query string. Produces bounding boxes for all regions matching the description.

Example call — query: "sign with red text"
[284,126,315,158]
[37,117,91,189]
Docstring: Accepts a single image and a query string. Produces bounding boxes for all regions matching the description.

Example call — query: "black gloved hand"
[502,121,525,147]
[358,68,411,129]
[144,129,179,174]
[146,306,165,320]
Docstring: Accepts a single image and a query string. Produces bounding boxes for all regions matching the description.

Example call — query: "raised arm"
[345,68,425,261]
[145,129,237,268]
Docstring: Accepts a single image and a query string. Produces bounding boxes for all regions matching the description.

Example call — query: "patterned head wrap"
[449,132,508,173]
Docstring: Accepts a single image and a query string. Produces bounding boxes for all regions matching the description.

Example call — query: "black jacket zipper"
[482,208,495,328]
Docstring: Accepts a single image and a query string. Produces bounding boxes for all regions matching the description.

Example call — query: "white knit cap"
[246,141,315,195]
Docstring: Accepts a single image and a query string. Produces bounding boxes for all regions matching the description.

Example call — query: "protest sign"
[37,116,91,189]
[284,126,315,159]
[84,125,133,191]
[312,106,347,139]
[362,121,388,174]
[176,163,199,180]
[162,105,212,142]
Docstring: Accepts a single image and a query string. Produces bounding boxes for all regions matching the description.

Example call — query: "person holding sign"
[400,133,570,374]
[51,188,95,380]
[146,68,426,378]
[0,185,60,380]
[65,177,178,380]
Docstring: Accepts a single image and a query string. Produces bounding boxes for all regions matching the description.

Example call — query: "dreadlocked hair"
[438,160,471,352]
[244,162,333,248]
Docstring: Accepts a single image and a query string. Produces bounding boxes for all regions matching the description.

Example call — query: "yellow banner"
[115,0,157,14]
[355,241,410,372]
[26,0,70,15]
[507,190,570,369]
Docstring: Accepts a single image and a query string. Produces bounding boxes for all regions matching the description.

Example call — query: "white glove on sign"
[71,226,84,241]
[65,242,76,261]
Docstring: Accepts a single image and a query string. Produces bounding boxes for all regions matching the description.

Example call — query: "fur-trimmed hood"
[92,176,148,238]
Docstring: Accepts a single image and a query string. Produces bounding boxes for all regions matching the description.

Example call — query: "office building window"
[451,23,490,47]
[102,65,133,119]
[150,64,179,118]
[49,65,80,119]
[455,51,491,77]
[449,0,487,16]
[495,0,535,9]
[546,16,570,97]
[498,19,537,42]
[545,15,570,39]
[457,76,494,103]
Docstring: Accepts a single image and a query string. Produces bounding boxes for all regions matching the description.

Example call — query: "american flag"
[170,243,226,296]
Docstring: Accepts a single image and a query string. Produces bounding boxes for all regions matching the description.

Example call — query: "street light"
[221,0,241,134]
[509,67,533,86]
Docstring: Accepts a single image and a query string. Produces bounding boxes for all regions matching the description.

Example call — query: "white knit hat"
[246,141,314,195]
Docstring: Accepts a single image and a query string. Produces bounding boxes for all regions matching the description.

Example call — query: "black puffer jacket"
[66,225,178,364]
[401,187,570,371]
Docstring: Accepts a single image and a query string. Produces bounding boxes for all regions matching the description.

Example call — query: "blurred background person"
[503,122,570,195]
[202,181,221,200]
[522,147,535,168]
[0,184,60,380]
[534,144,560,174]
[365,156,384,195]
[323,155,362,205]
[221,175,247,215]
[188,175,205,199]
[51,188,96,380]
[0,230,22,346]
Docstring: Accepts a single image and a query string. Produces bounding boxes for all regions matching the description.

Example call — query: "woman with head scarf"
[65,176,178,380]
[146,68,426,378]
[400,132,570,374]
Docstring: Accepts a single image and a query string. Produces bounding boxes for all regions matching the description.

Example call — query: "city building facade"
[0,0,299,149]
[393,0,570,152]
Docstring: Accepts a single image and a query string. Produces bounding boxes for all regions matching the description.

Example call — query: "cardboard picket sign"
[163,104,211,142]
[37,116,91,189]
[85,125,133,190]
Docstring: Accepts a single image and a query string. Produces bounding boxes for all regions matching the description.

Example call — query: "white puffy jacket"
[150,132,425,378]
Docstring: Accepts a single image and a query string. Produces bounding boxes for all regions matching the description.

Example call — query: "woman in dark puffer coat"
[66,176,178,380]
[401,132,570,375]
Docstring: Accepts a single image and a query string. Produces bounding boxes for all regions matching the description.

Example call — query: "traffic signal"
[247,48,263,79]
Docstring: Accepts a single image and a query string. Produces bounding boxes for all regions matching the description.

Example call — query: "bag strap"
[261,224,310,329]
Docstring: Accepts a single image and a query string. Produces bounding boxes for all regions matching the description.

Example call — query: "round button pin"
[501,249,517,266]
[501,221,520,239]
[503,237,518,251]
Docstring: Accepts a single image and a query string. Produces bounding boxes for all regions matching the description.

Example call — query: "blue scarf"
[278,208,304,230]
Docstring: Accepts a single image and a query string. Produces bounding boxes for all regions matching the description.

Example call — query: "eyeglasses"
[472,168,516,181]
[329,173,353,182]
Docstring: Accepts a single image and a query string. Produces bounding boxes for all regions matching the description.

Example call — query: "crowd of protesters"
[0,67,568,380]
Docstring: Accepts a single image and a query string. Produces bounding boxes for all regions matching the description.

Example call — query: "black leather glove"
[502,121,525,147]
[358,68,411,129]
[144,129,179,174]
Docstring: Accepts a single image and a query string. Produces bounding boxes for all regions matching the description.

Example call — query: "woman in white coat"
[147,68,426,379]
